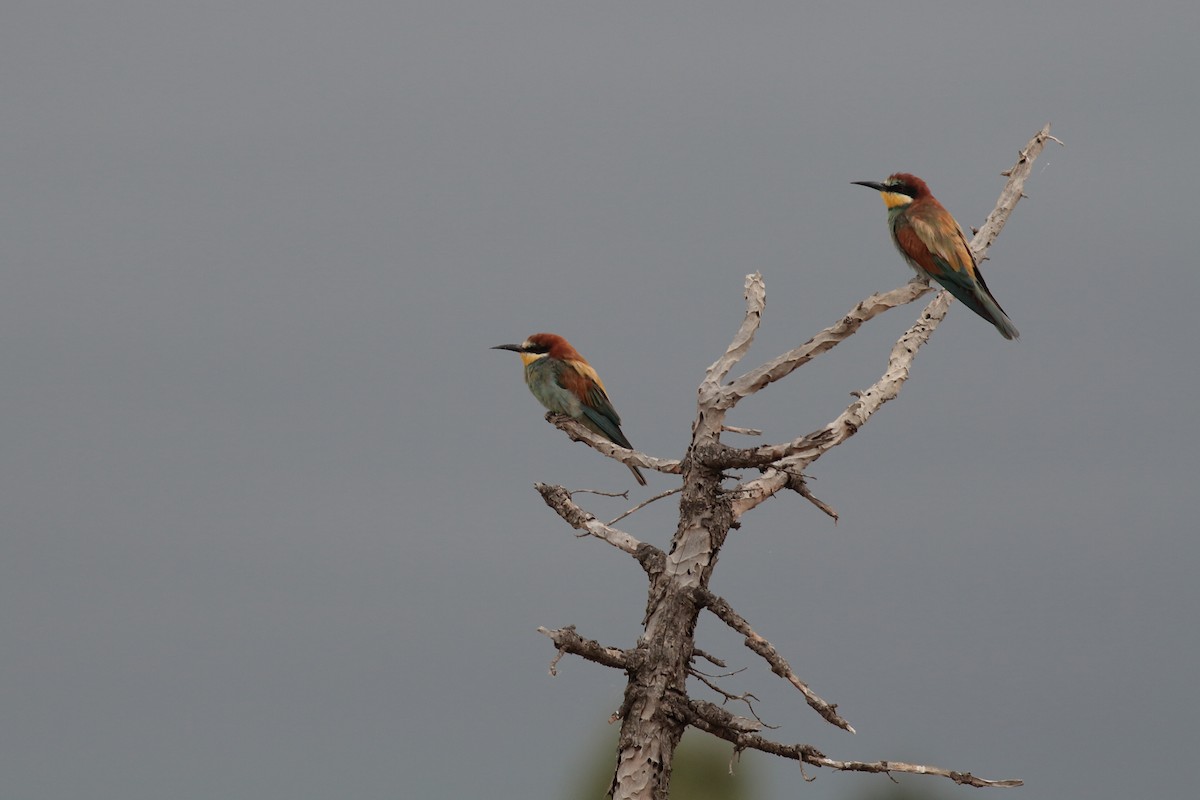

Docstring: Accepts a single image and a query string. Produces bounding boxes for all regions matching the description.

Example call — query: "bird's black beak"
[491,343,525,353]
[852,180,887,192]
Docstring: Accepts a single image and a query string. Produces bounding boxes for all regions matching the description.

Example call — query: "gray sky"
[2,2,1197,798]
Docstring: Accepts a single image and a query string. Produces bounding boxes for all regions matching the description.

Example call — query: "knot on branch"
[634,543,665,575]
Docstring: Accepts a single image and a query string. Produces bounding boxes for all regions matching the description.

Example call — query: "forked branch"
[527,125,1055,798]
[535,483,664,569]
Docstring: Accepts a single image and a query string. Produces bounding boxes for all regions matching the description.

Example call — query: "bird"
[492,332,647,485]
[853,173,1020,340]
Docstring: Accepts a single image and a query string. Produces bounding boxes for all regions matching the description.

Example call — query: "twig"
[535,483,662,566]
[607,486,683,526]
[688,699,765,735]
[680,697,1022,789]
[570,488,630,499]
[689,665,745,680]
[786,471,838,523]
[700,589,855,733]
[688,670,766,726]
[976,123,1060,254]
[692,648,728,669]
[721,424,763,436]
[537,625,637,672]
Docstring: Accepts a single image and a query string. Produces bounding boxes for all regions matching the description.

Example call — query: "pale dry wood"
[528,126,1054,798]
[680,697,1023,788]
[728,124,1056,518]
[700,273,767,397]
[793,475,839,522]
[716,278,933,411]
[534,483,659,561]
[731,298,948,517]
[719,124,1058,479]
[546,413,683,475]
[721,424,763,436]
[702,590,854,733]
[981,123,1059,253]
[691,273,769,449]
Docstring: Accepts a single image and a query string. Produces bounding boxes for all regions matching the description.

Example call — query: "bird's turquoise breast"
[525,359,582,418]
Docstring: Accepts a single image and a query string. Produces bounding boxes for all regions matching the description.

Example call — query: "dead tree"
[532,125,1059,800]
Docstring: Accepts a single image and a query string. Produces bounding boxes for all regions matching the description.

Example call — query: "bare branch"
[721,424,763,436]
[535,483,664,570]
[688,699,765,735]
[728,125,1058,518]
[809,757,1025,789]
[537,625,638,672]
[690,663,748,680]
[701,272,767,395]
[692,648,728,669]
[717,278,933,410]
[688,670,767,727]
[730,296,946,517]
[788,472,839,522]
[570,488,630,499]
[700,590,855,733]
[547,645,566,676]
[528,128,1050,798]
[713,123,1056,444]
[546,413,682,475]
[979,123,1061,255]
[680,698,1022,789]
[693,273,768,446]
[607,486,683,526]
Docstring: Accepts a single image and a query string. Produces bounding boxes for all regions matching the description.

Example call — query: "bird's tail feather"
[945,283,1020,340]
[628,463,648,486]
[971,291,1020,340]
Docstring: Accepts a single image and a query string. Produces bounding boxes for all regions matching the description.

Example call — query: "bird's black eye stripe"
[525,343,551,354]
[886,180,915,197]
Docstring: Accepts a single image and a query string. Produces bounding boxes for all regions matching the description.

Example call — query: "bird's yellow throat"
[881,191,913,209]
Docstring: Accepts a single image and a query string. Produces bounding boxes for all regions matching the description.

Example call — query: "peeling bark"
[530,125,1059,798]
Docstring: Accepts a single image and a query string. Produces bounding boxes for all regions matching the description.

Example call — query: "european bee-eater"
[492,332,647,485]
[853,173,1020,340]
